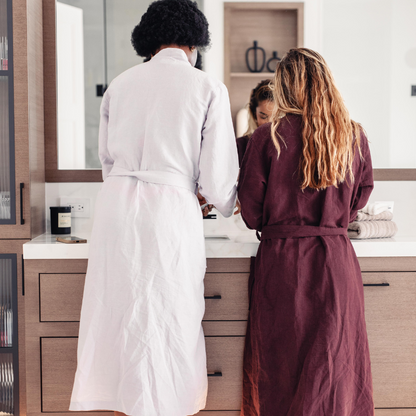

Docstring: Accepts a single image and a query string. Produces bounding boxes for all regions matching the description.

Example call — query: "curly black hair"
[131,0,211,57]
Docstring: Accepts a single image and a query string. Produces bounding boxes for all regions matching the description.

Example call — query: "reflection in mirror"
[56,0,203,170]
[56,0,415,170]
[322,0,416,169]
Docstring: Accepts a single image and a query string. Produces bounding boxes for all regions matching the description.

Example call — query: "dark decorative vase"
[267,51,281,73]
[245,41,266,73]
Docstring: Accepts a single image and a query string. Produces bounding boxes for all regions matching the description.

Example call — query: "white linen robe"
[69,48,239,416]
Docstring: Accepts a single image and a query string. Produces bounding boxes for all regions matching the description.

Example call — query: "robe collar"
[152,48,190,65]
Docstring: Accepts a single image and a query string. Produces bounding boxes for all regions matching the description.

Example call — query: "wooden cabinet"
[24,258,250,416]
[0,0,45,239]
[362,271,416,408]
[24,257,416,416]
[0,239,28,416]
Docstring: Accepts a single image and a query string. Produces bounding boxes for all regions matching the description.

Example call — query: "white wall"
[45,180,416,237]
[322,0,416,168]
[56,2,86,169]
[203,0,323,82]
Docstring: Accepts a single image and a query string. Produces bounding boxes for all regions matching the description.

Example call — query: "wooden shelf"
[224,2,304,128]
[230,72,274,78]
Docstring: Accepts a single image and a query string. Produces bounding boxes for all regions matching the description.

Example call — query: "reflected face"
[255,100,274,127]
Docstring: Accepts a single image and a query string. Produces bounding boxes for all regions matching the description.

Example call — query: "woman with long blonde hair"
[238,48,374,416]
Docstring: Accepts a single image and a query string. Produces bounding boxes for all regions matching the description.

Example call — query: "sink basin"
[204,235,230,240]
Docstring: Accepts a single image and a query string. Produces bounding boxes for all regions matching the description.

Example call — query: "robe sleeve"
[198,84,239,217]
[350,131,374,222]
[98,90,114,181]
[237,133,269,231]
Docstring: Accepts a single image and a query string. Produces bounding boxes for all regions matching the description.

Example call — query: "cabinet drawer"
[204,273,249,320]
[41,336,245,412]
[363,272,416,408]
[39,273,250,322]
[375,410,416,416]
[40,274,85,321]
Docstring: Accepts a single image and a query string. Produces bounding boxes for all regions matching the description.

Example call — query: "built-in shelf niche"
[224,2,304,129]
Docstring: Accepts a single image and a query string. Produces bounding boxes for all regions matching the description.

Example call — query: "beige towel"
[348,221,398,239]
[356,211,393,221]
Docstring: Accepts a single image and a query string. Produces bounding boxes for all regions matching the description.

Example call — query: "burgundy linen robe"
[238,114,374,416]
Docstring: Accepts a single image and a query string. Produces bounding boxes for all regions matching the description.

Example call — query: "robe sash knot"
[108,166,197,193]
[260,224,347,240]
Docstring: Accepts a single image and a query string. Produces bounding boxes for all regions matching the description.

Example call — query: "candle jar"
[50,206,71,234]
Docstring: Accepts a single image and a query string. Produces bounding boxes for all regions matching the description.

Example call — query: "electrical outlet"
[60,197,91,218]
[412,85,416,96]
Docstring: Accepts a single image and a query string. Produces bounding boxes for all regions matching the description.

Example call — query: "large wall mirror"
[44,0,416,181]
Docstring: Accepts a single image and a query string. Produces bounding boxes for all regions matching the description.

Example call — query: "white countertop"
[23,232,416,259]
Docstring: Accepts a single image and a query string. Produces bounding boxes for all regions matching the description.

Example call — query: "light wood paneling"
[204,337,245,411]
[36,270,250,323]
[375,410,416,416]
[228,9,297,73]
[40,274,85,322]
[0,0,45,239]
[373,169,416,181]
[3,0,30,238]
[40,337,245,413]
[41,338,77,412]
[206,258,251,274]
[363,272,416,408]
[224,2,303,127]
[204,273,249,320]
[27,0,45,238]
[359,257,416,272]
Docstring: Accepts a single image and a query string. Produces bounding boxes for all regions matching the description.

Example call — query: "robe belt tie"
[260,224,347,240]
[108,166,197,193]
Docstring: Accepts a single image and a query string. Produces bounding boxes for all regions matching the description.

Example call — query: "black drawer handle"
[208,372,222,377]
[204,295,222,300]
[20,183,25,225]
[363,283,390,287]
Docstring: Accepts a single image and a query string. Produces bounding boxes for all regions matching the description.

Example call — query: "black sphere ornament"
[267,51,281,73]
[245,41,266,73]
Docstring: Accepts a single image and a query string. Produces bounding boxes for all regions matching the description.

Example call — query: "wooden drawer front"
[363,272,416,408]
[39,273,249,322]
[40,274,85,321]
[41,338,77,412]
[41,336,245,412]
[375,410,416,416]
[204,273,249,321]
[204,337,245,410]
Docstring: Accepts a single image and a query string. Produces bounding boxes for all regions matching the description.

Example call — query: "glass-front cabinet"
[0,253,18,416]
[0,0,15,226]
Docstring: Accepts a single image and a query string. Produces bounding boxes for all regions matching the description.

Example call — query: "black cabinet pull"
[204,295,222,300]
[208,372,222,377]
[363,283,390,287]
[21,255,25,296]
[20,183,25,225]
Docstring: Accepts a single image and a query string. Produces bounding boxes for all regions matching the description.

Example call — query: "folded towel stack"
[348,202,398,239]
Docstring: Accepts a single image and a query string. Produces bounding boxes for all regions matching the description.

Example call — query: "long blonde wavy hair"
[270,48,362,190]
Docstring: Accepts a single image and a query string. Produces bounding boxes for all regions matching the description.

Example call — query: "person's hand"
[234,199,241,215]
[197,192,214,217]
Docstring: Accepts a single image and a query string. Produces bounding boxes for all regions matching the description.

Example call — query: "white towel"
[356,211,393,221]
[348,220,398,239]
[361,201,394,216]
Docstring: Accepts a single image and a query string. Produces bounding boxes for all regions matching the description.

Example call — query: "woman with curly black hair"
[69,1,239,416]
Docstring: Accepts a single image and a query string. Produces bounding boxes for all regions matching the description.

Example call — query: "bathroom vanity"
[22,235,416,416]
